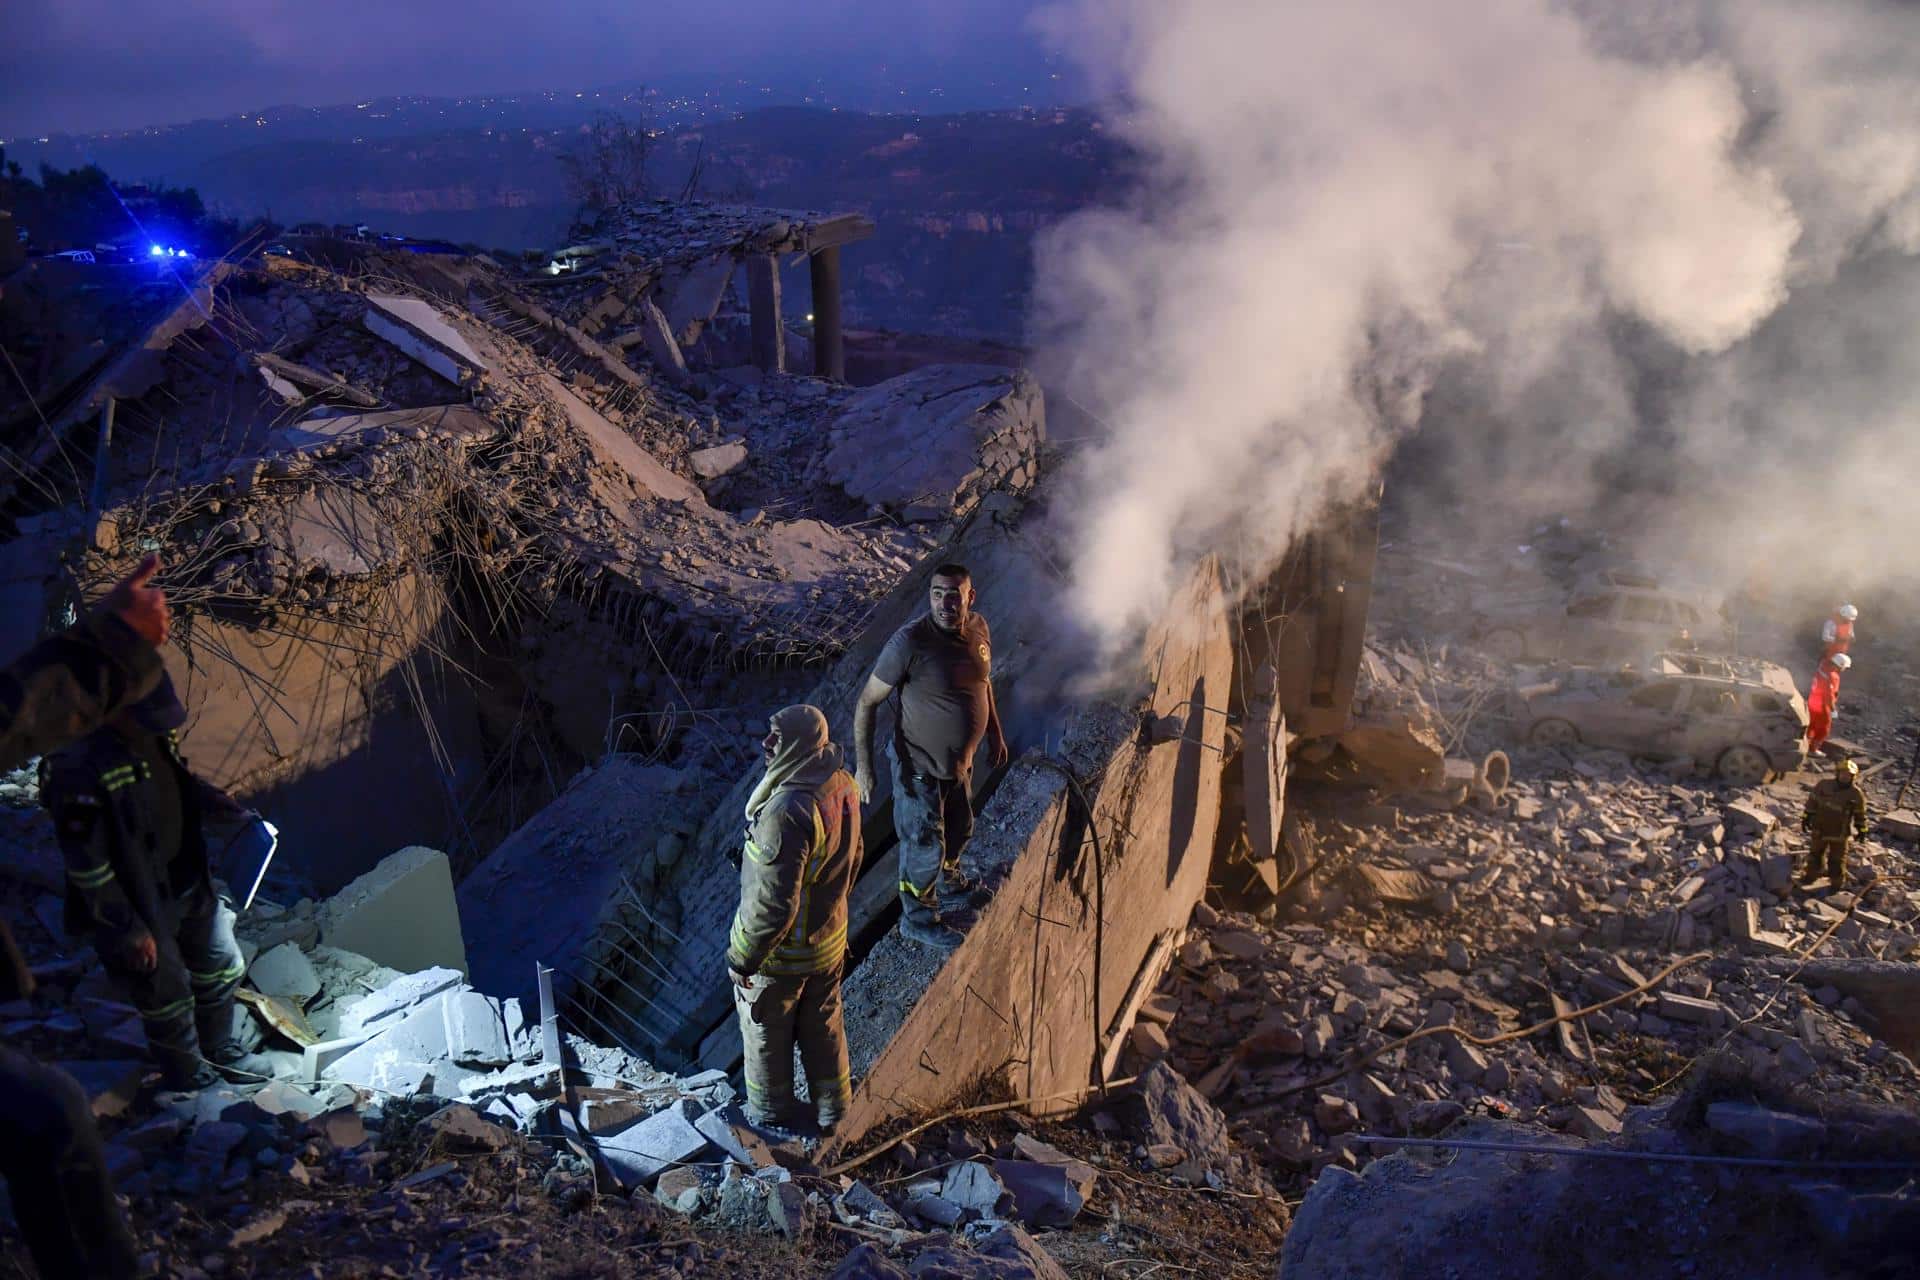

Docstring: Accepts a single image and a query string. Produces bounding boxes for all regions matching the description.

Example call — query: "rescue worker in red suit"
[1821,603,1857,664]
[1806,652,1850,756]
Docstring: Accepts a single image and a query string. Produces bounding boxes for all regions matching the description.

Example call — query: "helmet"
[1832,653,1852,671]
[1836,757,1859,779]
[1838,604,1858,621]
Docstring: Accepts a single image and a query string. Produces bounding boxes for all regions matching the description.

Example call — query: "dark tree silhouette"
[558,110,654,216]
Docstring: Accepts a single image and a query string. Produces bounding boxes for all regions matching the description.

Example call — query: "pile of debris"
[1,208,1046,889]
[1132,745,1920,1179]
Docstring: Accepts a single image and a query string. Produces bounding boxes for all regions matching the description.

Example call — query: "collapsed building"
[0,201,1045,891]
[12,193,1910,1279]
[2,193,1378,1159]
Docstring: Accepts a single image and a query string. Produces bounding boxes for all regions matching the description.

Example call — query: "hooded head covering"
[744,704,841,824]
[126,671,188,732]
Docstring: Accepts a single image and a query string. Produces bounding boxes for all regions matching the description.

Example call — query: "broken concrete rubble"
[820,364,1045,520]
[362,293,490,385]
[321,846,468,976]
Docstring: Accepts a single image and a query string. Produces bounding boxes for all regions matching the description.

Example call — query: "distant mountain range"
[9,96,1125,342]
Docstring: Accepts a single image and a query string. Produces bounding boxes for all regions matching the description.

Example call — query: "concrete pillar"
[746,254,785,374]
[809,246,845,382]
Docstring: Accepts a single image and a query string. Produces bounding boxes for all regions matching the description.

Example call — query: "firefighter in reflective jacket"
[727,704,863,1133]
[1800,756,1870,889]
[1,554,167,1280]
[41,673,273,1090]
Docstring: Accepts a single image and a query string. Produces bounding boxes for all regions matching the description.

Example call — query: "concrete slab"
[364,294,488,384]
[442,990,513,1067]
[338,967,466,1038]
[540,374,706,508]
[322,846,467,976]
[458,761,695,1014]
[592,1098,713,1186]
[829,556,1234,1148]
[321,995,450,1090]
[269,404,495,455]
[248,942,322,1005]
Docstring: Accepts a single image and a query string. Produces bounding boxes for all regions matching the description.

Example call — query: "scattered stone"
[767,1180,811,1241]
[227,1209,287,1247]
[1130,1021,1171,1060]
[941,1160,1007,1216]
[1314,1094,1360,1135]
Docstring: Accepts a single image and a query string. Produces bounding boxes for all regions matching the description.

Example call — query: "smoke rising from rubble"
[1032,0,1920,655]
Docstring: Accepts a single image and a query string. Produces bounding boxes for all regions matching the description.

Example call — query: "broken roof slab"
[457,759,699,1016]
[593,200,875,271]
[268,404,498,455]
[364,294,490,385]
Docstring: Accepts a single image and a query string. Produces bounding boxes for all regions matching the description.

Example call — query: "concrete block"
[1657,992,1724,1025]
[940,1160,1007,1215]
[248,942,322,1005]
[322,848,468,977]
[592,1099,712,1186]
[338,966,465,1038]
[441,990,513,1067]
[689,443,747,480]
[1878,810,1920,842]
[1725,802,1777,835]
[1727,898,1760,944]
[322,995,450,1091]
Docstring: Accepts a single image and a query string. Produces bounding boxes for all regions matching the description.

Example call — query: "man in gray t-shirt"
[854,564,1009,949]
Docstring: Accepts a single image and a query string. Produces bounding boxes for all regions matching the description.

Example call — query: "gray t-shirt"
[874,613,993,780]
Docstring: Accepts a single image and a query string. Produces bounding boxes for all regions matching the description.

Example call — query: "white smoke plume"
[1030,0,1920,655]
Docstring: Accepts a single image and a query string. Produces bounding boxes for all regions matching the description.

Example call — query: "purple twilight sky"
[0,0,1076,137]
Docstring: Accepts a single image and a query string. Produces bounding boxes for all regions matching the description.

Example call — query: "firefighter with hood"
[40,671,274,1090]
[726,704,863,1134]
[1801,756,1870,890]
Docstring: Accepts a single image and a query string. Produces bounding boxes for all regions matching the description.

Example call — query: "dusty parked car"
[1513,652,1807,784]
[1478,571,1728,663]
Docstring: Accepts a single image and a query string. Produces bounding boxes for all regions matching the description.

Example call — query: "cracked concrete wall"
[828,555,1232,1148]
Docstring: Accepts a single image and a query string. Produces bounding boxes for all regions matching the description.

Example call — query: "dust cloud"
[1031,0,1920,657]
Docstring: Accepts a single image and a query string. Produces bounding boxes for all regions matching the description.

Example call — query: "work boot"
[900,917,963,952]
[941,866,992,910]
[742,1107,802,1143]
[154,1045,221,1091]
[198,1012,279,1084]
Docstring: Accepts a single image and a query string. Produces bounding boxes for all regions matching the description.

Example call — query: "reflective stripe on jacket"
[41,731,212,945]
[727,769,862,977]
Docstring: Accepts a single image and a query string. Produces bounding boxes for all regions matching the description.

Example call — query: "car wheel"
[1717,744,1771,787]
[1527,718,1579,748]
[1484,628,1527,662]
